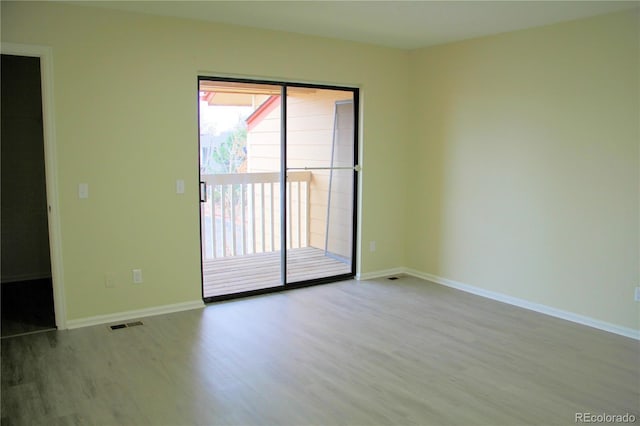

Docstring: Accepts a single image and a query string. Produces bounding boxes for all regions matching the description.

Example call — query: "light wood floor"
[2,276,638,425]
[202,246,351,298]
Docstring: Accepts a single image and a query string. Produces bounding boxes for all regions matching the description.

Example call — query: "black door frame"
[198,76,359,303]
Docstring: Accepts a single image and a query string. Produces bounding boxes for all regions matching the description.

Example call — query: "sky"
[199,101,252,135]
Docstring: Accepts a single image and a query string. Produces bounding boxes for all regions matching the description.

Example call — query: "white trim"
[66,300,206,330]
[1,43,67,330]
[356,267,405,281]
[404,268,640,341]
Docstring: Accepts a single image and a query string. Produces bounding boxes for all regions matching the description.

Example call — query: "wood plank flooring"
[2,276,638,425]
[202,246,351,297]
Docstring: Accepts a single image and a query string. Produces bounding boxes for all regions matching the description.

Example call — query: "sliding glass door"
[285,87,356,284]
[198,78,358,301]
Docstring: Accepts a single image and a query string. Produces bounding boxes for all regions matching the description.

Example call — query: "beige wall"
[407,11,639,330]
[1,1,410,320]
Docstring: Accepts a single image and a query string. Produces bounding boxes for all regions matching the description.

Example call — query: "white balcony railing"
[200,172,311,260]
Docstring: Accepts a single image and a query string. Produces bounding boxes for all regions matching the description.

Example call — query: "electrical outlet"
[78,183,89,199]
[635,287,640,302]
[369,241,376,252]
[104,273,116,288]
[133,269,143,284]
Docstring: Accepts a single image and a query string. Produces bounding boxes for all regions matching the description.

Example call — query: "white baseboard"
[356,267,405,281]
[66,300,205,330]
[403,268,640,341]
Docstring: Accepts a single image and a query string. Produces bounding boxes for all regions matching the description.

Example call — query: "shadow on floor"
[1,278,56,338]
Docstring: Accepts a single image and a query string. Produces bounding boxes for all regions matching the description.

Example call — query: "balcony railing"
[200,172,311,260]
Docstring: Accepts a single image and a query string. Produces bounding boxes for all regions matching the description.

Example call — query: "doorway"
[198,78,358,301]
[1,54,56,337]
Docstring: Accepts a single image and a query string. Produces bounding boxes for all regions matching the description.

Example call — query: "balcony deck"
[202,246,351,298]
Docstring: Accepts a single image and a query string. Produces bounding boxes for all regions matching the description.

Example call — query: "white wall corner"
[403,268,640,341]
[65,300,205,330]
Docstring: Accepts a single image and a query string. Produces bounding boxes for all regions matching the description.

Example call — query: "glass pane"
[200,80,283,297]
[285,87,355,283]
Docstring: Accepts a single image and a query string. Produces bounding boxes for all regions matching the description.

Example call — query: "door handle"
[199,181,207,203]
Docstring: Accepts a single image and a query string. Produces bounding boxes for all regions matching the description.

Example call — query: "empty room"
[1,1,638,425]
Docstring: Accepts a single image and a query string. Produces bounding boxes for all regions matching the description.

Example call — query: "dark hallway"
[1,54,56,338]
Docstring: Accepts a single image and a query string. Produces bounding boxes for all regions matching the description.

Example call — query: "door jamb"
[1,42,67,329]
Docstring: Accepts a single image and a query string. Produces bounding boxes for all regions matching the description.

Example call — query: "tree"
[211,120,247,173]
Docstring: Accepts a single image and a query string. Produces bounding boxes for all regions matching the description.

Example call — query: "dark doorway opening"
[1,54,56,338]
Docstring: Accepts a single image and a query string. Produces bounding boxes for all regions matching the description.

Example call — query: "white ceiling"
[73,1,639,49]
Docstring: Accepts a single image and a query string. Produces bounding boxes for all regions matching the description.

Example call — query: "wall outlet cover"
[133,269,143,284]
[104,273,116,288]
[78,183,89,199]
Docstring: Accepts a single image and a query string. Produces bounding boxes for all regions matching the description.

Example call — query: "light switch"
[176,179,185,194]
[78,183,89,199]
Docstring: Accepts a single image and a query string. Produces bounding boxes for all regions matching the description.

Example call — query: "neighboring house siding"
[247,89,354,260]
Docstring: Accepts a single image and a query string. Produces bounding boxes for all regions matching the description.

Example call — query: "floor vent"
[388,276,399,280]
[109,321,143,331]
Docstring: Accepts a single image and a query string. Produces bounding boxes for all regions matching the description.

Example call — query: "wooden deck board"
[203,246,350,298]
